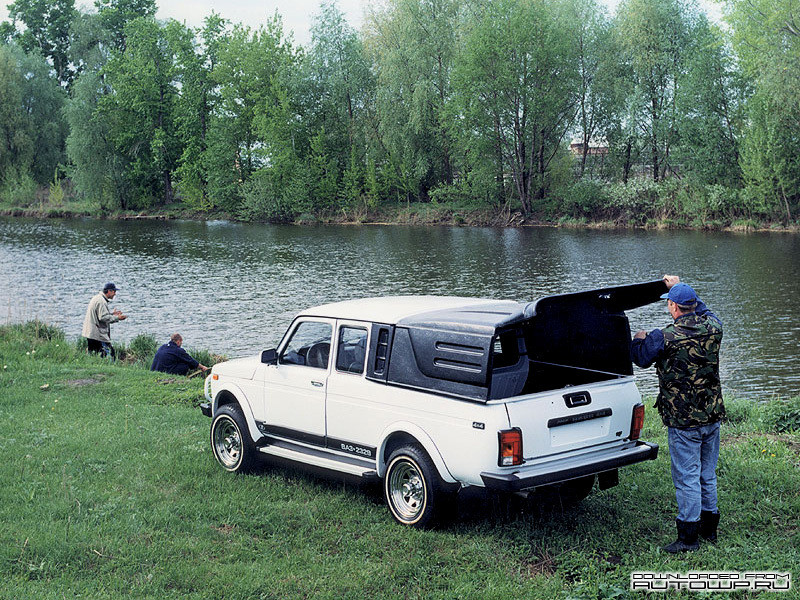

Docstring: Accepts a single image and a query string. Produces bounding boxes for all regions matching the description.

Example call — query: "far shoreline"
[1,203,798,234]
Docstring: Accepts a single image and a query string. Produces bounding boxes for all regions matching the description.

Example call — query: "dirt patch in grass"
[63,374,107,387]
[521,551,558,577]
[212,524,236,536]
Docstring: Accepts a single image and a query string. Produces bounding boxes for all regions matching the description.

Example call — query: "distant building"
[570,142,609,156]
[570,141,609,177]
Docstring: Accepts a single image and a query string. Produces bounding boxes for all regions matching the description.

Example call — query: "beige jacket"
[81,292,120,342]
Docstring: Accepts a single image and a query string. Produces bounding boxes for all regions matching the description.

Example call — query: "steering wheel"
[306,342,330,368]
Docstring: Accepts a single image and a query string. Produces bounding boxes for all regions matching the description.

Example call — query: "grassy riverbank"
[1,322,798,599]
[2,193,799,233]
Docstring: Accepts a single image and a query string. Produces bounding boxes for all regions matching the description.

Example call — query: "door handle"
[311,381,324,388]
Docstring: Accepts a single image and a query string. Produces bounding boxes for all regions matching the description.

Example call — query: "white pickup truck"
[202,281,663,527]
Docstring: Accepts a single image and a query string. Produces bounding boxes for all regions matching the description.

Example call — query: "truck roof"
[300,296,524,331]
[298,281,669,402]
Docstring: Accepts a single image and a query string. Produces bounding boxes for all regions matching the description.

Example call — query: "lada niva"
[201,281,665,527]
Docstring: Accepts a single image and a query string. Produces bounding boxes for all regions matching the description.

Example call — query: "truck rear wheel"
[384,445,449,528]
[211,404,257,473]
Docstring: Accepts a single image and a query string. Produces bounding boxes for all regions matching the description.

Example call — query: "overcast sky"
[1,0,722,47]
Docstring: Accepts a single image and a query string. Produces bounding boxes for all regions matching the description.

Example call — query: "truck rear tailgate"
[503,377,642,461]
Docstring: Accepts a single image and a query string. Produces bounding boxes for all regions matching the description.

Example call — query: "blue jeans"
[668,421,720,522]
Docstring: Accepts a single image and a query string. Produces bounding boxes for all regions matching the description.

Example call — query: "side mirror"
[261,348,278,365]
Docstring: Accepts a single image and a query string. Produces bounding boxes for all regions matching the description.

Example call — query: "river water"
[1,217,798,399]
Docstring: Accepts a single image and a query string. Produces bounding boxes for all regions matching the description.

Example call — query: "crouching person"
[151,333,209,376]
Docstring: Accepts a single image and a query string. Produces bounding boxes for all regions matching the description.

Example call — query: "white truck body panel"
[205,290,662,506]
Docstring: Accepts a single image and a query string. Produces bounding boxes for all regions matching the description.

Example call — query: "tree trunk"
[581,140,589,178]
[164,169,173,204]
[781,189,793,224]
[535,129,546,200]
[623,140,632,185]
[651,96,660,181]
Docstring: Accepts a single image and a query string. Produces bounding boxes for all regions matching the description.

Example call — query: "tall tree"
[366,0,460,201]
[65,69,127,208]
[675,18,743,186]
[5,0,76,85]
[208,16,296,210]
[172,13,227,209]
[94,0,156,50]
[0,44,34,188]
[593,16,640,183]
[298,1,374,208]
[568,0,614,178]
[0,43,66,187]
[97,17,183,207]
[615,0,695,181]
[728,0,800,221]
[453,0,579,214]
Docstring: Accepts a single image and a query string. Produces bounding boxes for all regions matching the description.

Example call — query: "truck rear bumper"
[480,440,658,492]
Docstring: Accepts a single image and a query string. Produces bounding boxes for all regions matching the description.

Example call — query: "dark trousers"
[87,338,116,360]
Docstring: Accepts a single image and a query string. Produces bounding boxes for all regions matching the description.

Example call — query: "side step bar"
[257,437,379,479]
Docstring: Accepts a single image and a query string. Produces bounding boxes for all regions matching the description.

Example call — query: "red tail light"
[630,403,645,440]
[498,428,523,466]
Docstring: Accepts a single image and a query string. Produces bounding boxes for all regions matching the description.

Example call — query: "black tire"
[384,444,451,528]
[210,404,257,473]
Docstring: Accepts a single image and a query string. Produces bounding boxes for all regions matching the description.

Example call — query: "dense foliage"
[1,0,798,225]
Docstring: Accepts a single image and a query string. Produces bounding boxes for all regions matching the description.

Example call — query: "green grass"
[1,322,798,599]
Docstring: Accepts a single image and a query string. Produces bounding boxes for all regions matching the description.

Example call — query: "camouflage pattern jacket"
[630,300,725,428]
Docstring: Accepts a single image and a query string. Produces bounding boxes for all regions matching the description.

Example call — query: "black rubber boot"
[663,519,700,553]
[700,510,720,543]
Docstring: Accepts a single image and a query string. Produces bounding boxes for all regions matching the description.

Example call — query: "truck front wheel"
[210,404,257,473]
[384,445,450,528]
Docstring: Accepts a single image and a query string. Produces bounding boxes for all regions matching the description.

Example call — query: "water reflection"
[1,217,798,399]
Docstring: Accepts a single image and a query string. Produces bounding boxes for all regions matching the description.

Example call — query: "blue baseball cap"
[661,282,697,305]
[103,282,119,292]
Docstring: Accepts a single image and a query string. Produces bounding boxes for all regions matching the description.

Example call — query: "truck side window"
[280,321,333,369]
[492,330,521,369]
[336,326,368,374]
[489,329,528,399]
[374,328,390,374]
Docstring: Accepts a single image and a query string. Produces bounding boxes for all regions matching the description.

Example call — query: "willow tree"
[172,14,228,210]
[295,0,375,210]
[0,43,66,191]
[207,18,296,211]
[0,43,35,191]
[453,0,579,214]
[615,0,695,181]
[675,17,744,187]
[728,0,800,222]
[5,0,76,85]
[567,0,616,179]
[96,18,185,208]
[365,0,460,202]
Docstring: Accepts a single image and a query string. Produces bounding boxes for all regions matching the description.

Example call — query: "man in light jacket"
[82,282,127,359]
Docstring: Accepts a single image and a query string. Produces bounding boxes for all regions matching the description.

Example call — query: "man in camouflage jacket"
[631,275,724,553]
